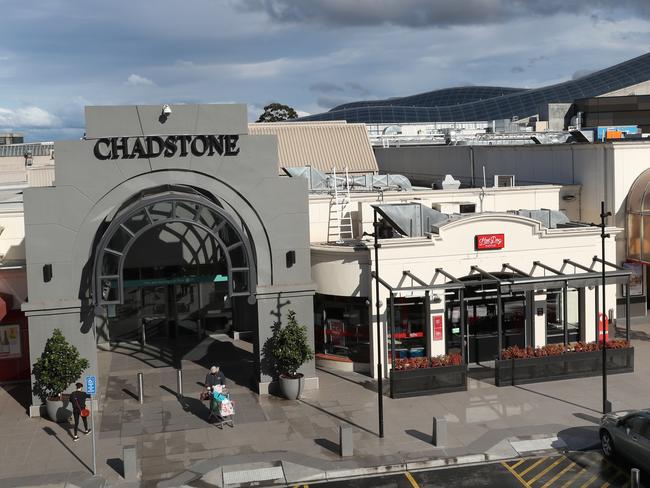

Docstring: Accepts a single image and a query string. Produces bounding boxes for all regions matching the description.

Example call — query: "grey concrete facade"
[22,104,317,409]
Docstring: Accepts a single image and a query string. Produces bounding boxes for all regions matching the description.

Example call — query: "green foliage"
[32,328,90,403]
[256,102,298,122]
[271,310,314,378]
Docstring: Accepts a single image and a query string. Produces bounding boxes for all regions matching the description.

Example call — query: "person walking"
[69,382,91,441]
[204,366,226,393]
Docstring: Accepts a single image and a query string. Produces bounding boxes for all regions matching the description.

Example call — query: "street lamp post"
[372,207,385,438]
[599,201,612,414]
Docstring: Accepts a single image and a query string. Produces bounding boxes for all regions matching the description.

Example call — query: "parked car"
[600,409,650,468]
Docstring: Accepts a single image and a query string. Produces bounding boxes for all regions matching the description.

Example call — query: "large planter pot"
[495,347,634,387]
[390,364,468,399]
[279,374,305,400]
[45,395,72,423]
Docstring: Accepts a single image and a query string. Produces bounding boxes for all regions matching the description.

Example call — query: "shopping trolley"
[208,386,235,428]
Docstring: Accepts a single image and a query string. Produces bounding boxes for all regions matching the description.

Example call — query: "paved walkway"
[1,321,650,487]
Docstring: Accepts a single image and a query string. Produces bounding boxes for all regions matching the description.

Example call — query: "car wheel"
[600,430,615,458]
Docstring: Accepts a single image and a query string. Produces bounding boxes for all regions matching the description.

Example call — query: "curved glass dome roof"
[299,52,650,124]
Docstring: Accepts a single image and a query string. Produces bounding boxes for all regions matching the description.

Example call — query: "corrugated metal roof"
[248,122,378,175]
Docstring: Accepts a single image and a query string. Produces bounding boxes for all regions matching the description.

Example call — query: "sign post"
[86,375,97,475]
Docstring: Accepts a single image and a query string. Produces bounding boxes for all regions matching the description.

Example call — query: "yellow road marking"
[510,459,525,469]
[528,457,566,484]
[502,461,532,488]
[519,457,549,477]
[580,474,598,488]
[405,471,420,488]
[541,461,576,488]
[560,467,588,488]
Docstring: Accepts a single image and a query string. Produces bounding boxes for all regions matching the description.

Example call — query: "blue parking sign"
[86,375,97,395]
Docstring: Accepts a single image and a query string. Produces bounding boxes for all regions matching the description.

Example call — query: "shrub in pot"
[271,310,314,400]
[32,328,90,422]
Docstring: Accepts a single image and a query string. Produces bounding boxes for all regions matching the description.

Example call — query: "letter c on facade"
[93,138,112,160]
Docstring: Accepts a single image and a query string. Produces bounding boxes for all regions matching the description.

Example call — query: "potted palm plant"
[271,310,314,400]
[32,328,90,422]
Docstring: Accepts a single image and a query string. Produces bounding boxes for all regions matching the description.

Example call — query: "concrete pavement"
[1,320,649,487]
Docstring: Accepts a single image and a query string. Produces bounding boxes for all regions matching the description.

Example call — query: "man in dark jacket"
[69,382,91,441]
[205,366,226,391]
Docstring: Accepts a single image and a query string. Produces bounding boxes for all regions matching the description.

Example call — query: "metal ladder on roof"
[328,166,353,243]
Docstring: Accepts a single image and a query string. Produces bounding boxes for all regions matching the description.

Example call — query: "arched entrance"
[92,185,257,348]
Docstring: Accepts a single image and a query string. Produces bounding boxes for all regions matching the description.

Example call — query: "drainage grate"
[223,466,284,484]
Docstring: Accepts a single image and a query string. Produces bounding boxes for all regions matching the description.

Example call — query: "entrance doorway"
[445,273,527,363]
[107,278,233,345]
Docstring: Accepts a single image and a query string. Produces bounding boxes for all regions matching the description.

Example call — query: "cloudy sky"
[1,0,650,141]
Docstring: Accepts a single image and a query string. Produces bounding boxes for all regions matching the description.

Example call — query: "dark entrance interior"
[107,222,235,344]
[445,273,526,363]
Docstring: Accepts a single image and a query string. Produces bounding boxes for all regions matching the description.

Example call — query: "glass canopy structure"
[300,52,650,124]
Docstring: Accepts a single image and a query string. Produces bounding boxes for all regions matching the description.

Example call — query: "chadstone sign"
[93,134,240,160]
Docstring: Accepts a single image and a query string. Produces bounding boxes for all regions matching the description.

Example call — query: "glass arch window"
[93,192,256,305]
[627,168,650,262]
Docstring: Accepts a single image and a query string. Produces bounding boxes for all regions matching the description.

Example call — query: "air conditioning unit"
[494,175,515,187]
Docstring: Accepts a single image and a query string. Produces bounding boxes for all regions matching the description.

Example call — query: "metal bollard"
[339,425,353,457]
[176,369,183,398]
[432,417,447,447]
[137,373,144,404]
[123,445,138,480]
[631,468,640,488]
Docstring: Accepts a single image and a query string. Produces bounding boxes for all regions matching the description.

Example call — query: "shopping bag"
[219,399,234,417]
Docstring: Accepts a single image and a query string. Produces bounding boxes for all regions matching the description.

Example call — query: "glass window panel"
[628,213,641,260]
[232,270,249,293]
[176,201,198,221]
[148,201,173,222]
[643,215,650,262]
[108,226,132,253]
[123,211,149,235]
[101,252,120,275]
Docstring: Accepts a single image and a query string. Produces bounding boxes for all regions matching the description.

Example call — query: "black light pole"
[600,201,612,414]
[372,207,385,438]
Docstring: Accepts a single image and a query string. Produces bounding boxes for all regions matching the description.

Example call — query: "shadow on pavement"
[299,398,377,436]
[2,383,31,414]
[121,388,138,401]
[43,426,92,474]
[515,385,601,413]
[405,429,432,444]
[557,425,600,451]
[314,438,339,455]
[159,384,211,423]
[106,458,124,478]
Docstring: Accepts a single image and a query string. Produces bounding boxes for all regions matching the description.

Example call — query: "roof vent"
[494,175,515,187]
[441,174,461,190]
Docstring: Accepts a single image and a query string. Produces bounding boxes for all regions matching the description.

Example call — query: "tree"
[270,310,314,378]
[32,328,90,403]
[257,102,298,123]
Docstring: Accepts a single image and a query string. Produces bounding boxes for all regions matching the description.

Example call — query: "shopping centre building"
[0,103,640,411]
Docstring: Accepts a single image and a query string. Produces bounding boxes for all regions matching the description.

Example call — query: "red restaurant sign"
[475,233,505,250]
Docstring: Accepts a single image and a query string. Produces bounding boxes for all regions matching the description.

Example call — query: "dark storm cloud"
[316,96,348,109]
[310,82,344,93]
[346,82,370,96]
[237,0,650,27]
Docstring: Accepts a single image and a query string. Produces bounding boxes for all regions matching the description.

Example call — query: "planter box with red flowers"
[390,353,467,398]
[495,340,634,387]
